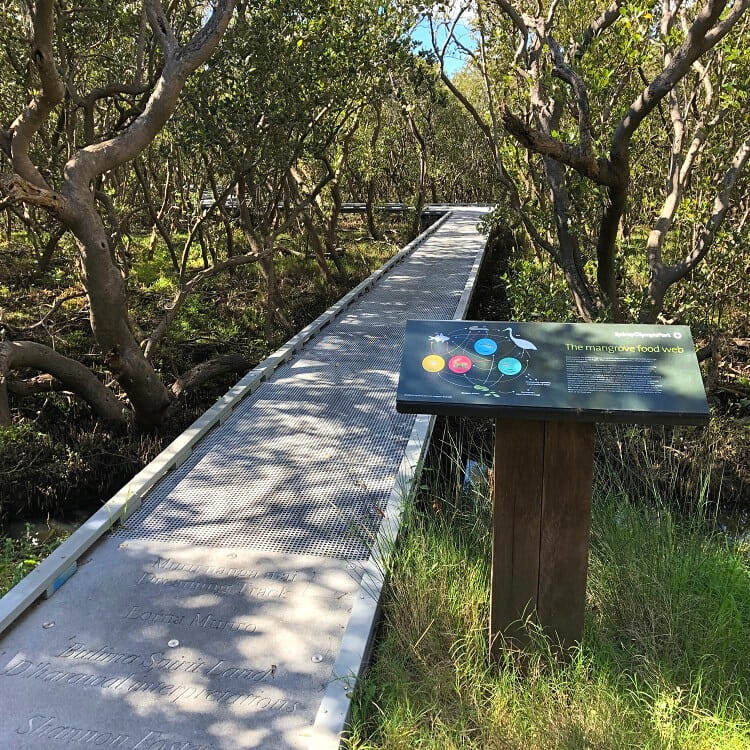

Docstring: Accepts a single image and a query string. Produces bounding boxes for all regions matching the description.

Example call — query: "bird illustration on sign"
[504,327,537,351]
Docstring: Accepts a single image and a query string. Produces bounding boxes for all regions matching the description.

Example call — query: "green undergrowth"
[0,525,69,597]
[0,216,408,523]
[346,427,750,750]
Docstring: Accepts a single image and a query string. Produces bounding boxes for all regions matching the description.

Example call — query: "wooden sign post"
[397,321,709,655]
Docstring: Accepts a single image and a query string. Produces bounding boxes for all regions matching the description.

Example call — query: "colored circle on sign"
[474,338,498,356]
[498,357,522,375]
[448,355,473,374]
[422,354,446,372]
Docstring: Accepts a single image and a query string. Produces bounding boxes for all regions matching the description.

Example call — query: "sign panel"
[396,320,709,424]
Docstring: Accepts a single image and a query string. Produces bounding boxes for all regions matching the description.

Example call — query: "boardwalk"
[0,208,489,749]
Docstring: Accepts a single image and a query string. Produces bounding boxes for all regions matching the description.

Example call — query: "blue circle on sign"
[474,338,498,356]
[498,357,522,375]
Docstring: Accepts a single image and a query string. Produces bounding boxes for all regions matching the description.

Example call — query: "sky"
[410,15,476,77]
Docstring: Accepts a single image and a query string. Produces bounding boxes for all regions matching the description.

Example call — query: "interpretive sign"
[396,319,709,654]
[396,320,709,424]
[0,537,361,749]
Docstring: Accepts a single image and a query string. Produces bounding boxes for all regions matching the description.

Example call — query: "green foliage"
[454,0,750,324]
[0,215,407,521]
[501,256,579,323]
[0,525,69,597]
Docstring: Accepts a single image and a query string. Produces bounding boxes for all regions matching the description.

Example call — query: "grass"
[0,525,69,597]
[346,421,750,750]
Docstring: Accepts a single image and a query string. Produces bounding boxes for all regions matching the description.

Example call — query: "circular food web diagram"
[421,326,537,396]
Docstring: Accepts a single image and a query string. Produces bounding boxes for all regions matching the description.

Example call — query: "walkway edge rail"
[309,215,488,749]
[0,212,453,636]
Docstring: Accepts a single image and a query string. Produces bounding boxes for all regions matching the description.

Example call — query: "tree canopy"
[0,0,747,444]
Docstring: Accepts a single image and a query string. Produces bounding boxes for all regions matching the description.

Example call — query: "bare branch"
[494,0,530,40]
[681,134,750,274]
[572,0,626,59]
[643,134,750,320]
[428,5,469,63]
[24,292,87,331]
[501,106,616,185]
[65,1,236,186]
[440,70,493,142]
[0,173,66,215]
[546,0,564,26]
[143,0,178,54]
[660,0,685,37]
[8,0,65,189]
[270,170,335,240]
[613,0,749,161]
[0,340,127,427]
[549,36,593,159]
[703,0,750,48]
[645,76,721,271]
[171,354,251,398]
[145,250,270,359]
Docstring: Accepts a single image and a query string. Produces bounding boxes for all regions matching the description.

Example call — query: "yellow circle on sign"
[422,354,446,372]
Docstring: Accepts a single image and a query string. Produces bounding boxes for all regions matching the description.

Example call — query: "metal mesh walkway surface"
[115,214,482,559]
[0,208,489,750]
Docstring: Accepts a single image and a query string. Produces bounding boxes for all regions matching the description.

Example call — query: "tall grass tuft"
[347,420,750,749]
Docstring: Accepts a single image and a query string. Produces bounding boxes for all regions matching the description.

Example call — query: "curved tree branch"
[613,0,749,161]
[548,36,593,161]
[64,0,236,187]
[0,341,127,428]
[171,354,251,398]
[144,250,273,360]
[7,0,65,190]
[0,174,66,215]
[500,106,616,185]
[572,0,626,59]
[643,134,750,321]
[144,0,178,54]
[681,134,750,274]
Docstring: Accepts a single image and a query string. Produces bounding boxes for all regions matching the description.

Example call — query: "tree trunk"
[544,158,596,321]
[237,178,291,336]
[257,249,291,337]
[202,153,235,258]
[366,178,382,241]
[135,157,178,268]
[63,191,172,427]
[37,223,65,275]
[324,181,346,276]
[301,211,332,283]
[1,0,236,429]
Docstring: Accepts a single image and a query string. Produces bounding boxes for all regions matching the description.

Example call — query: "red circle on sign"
[448,355,473,374]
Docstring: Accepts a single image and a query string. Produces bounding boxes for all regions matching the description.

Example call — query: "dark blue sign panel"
[396,321,709,424]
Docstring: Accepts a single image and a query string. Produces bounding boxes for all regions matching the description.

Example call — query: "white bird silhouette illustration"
[429,333,450,344]
[504,327,537,350]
